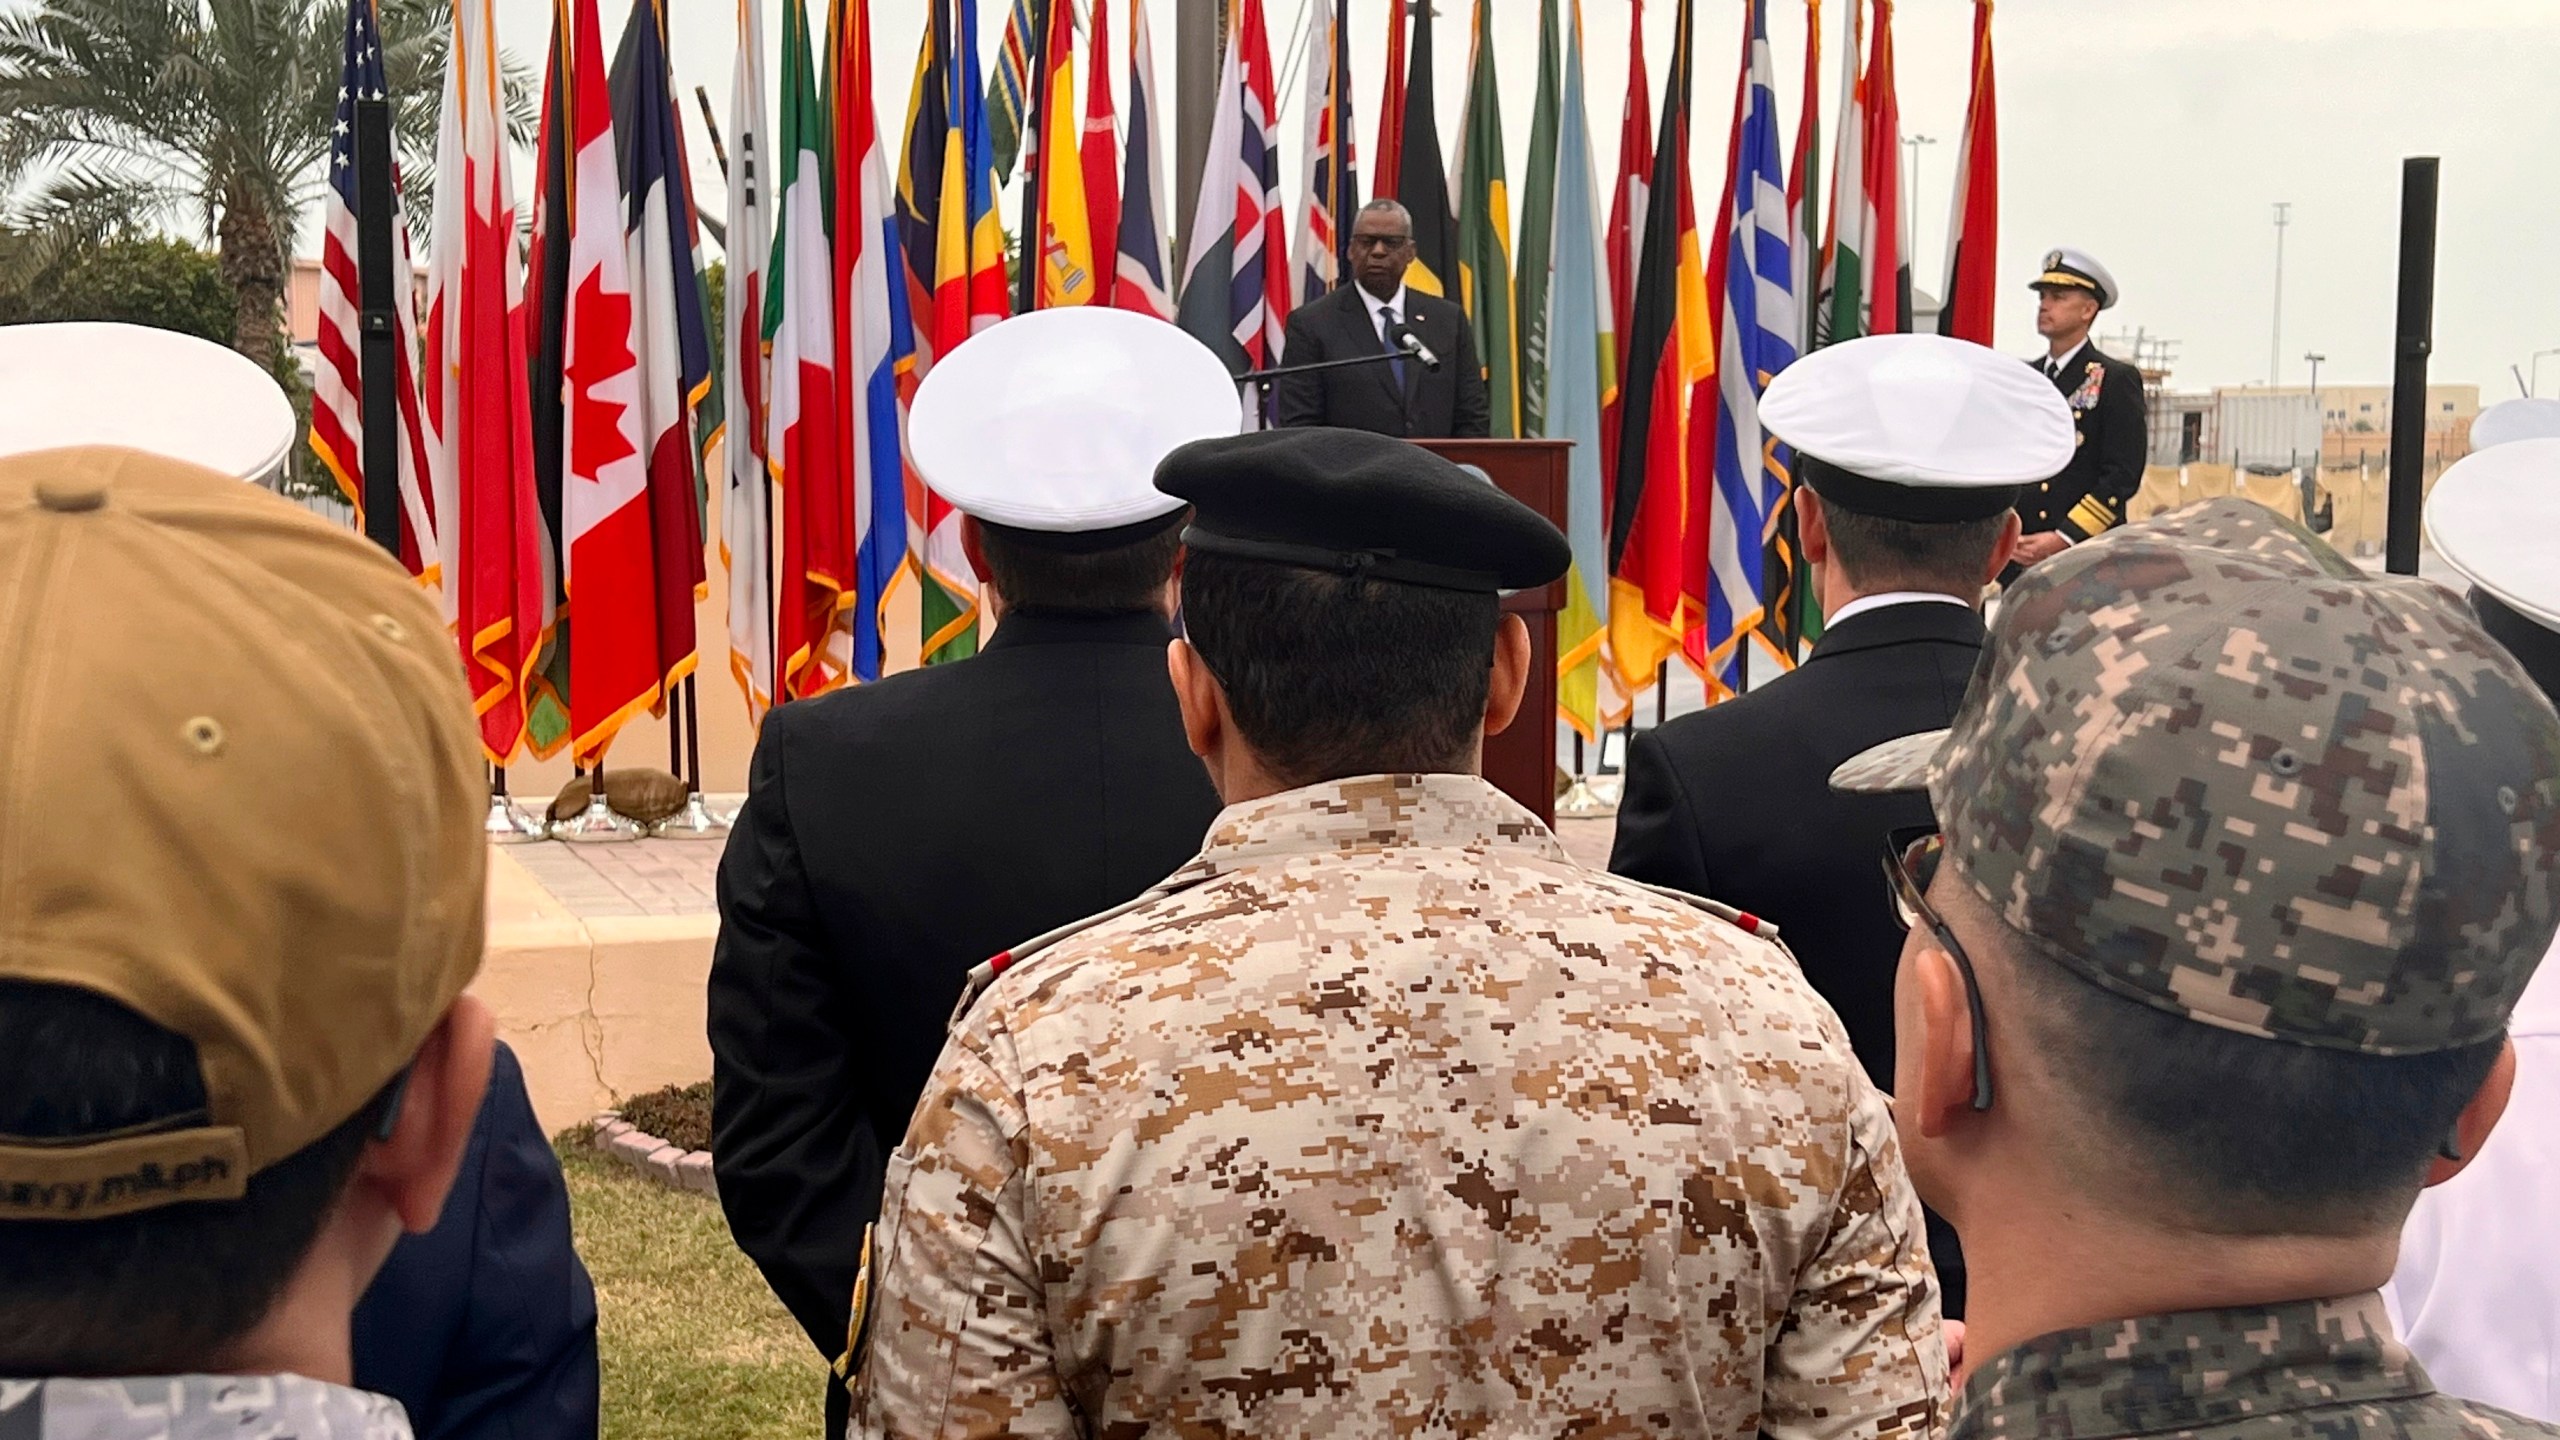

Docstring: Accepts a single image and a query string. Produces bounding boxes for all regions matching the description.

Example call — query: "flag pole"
[659,673,730,836]
[1016,0,1050,312]
[352,93,400,559]
[1330,0,1350,283]
[2384,156,2436,577]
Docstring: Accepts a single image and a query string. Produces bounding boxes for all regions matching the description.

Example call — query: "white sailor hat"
[2468,397,2560,453]
[1758,333,2075,522]
[909,308,1241,550]
[0,321,297,481]
[2028,247,2119,310]
[2427,436,2560,632]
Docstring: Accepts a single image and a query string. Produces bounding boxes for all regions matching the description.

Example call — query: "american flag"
[309,0,435,586]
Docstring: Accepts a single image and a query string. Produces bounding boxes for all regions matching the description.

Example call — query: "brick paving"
[507,836,725,918]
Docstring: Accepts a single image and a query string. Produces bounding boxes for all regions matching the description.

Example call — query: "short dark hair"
[1994,920,2503,1237]
[1821,500,2008,594]
[975,521,1183,617]
[1181,552,1498,786]
[0,981,383,1376]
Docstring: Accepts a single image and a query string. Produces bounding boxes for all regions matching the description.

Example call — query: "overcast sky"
[476,0,2560,394]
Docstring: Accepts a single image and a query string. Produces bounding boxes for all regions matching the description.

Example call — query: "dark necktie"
[1381,304,1408,388]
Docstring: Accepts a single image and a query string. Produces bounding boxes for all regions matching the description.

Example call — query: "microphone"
[1394,327,1443,373]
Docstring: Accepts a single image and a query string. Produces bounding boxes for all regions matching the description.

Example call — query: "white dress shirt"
[1359,282,1413,348]
[2385,931,2560,1420]
[2039,337,2089,381]
[1825,591,1971,630]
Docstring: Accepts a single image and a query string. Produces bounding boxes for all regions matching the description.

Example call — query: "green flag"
[1454,0,1517,436]
[1514,0,1562,438]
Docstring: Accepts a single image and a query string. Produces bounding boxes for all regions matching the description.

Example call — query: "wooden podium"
[1416,439,1570,826]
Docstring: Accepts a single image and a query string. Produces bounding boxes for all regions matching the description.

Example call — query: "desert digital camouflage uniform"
[0,1374,412,1438]
[1950,1293,2560,1440]
[850,773,1947,1440]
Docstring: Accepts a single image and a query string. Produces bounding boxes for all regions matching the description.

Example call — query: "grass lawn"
[560,1145,826,1440]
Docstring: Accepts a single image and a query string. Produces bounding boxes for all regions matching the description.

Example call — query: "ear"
[1984,511,2023,585]
[1481,612,1532,738]
[2426,1037,2518,1187]
[959,515,988,581]
[357,994,497,1236]
[1798,488,1832,568]
[1167,638,1226,762]
[1907,941,1980,1139]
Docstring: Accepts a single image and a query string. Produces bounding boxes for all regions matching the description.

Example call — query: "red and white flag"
[1936,0,1997,343]
[561,0,657,760]
[420,0,543,763]
[1080,0,1121,289]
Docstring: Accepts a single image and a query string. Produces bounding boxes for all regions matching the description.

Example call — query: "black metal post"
[353,96,401,559]
[1654,663,1668,725]
[682,676,706,795]
[669,675,687,778]
[1331,0,1352,282]
[2386,157,2438,576]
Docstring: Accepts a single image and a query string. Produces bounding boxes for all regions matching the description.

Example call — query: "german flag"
[1606,0,1711,689]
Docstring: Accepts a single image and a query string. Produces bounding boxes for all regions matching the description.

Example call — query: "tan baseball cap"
[0,447,486,1220]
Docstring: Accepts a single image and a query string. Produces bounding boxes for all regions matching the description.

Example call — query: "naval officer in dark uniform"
[1610,333,2078,1320]
[709,308,1232,1434]
[2013,248,2146,570]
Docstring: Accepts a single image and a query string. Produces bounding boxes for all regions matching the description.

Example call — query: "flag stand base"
[653,791,731,840]
[555,793,645,844]
[485,793,551,844]
[1556,777,1619,818]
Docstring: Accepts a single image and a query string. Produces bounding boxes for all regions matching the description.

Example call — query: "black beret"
[1155,428,1571,593]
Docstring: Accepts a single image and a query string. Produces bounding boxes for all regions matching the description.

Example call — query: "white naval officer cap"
[1758,333,2076,522]
[2468,397,2560,453]
[2028,246,2119,310]
[0,321,298,482]
[2427,436,2560,633]
[909,307,1242,551]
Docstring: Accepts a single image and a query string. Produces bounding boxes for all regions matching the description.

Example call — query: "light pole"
[2533,347,2560,397]
[2305,351,2326,464]
[2269,202,2291,386]
[1902,134,1937,275]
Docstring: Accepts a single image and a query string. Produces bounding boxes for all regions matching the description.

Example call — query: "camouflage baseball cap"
[1832,498,2560,1055]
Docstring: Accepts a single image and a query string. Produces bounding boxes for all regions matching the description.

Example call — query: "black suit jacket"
[708,610,1223,1419]
[1607,600,1985,1315]
[1273,282,1490,438]
[353,1042,600,1440]
[2020,341,2147,540]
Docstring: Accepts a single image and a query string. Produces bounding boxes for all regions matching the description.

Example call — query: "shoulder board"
[1615,877,1813,974]
[945,866,1221,1033]
[1614,878,1783,941]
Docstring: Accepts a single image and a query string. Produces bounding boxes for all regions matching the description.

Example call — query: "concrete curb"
[589,1110,719,1199]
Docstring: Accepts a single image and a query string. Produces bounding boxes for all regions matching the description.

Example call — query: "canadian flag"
[561,0,657,761]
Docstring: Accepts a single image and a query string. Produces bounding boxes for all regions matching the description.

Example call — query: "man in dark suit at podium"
[1610,334,2079,1323]
[1274,200,1489,439]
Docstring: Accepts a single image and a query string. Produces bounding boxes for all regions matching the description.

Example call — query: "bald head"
[1349,201,1417,299]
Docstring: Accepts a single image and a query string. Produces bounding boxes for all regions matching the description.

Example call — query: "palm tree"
[0,0,525,368]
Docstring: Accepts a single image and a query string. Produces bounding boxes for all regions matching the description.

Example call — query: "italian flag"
[765,0,850,698]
